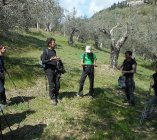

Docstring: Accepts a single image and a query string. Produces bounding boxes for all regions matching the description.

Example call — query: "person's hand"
[122,71,127,75]
[50,56,59,61]
[117,66,121,70]
[94,64,97,67]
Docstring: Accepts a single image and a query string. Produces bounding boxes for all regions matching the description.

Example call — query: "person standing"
[78,46,97,98]
[42,38,60,105]
[0,44,7,105]
[120,51,137,106]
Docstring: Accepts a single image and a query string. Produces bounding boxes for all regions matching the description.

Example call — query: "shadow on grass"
[59,91,77,99]
[80,95,143,139]
[3,124,47,140]
[78,86,157,139]
[27,30,46,38]
[139,62,156,71]
[9,96,35,106]
[94,87,113,97]
[1,110,35,131]
[5,56,43,86]
[0,32,45,50]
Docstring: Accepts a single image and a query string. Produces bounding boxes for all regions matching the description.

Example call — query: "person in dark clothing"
[41,38,60,105]
[152,66,157,96]
[0,44,6,105]
[140,66,157,121]
[120,51,137,106]
[78,46,97,98]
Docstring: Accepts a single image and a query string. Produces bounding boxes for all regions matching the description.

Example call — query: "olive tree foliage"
[41,0,63,31]
[88,4,157,62]
[62,8,91,45]
[0,0,64,36]
[0,0,32,35]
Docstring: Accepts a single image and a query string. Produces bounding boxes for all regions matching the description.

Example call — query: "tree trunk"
[110,47,120,68]
[68,28,79,45]
[100,23,128,69]
[37,22,39,31]
[94,34,99,48]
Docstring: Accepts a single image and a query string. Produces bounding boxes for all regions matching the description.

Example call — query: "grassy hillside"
[1,30,157,140]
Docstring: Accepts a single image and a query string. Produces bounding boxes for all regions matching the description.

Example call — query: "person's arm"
[80,53,84,66]
[42,49,58,64]
[80,59,84,66]
[93,54,97,67]
[117,64,123,70]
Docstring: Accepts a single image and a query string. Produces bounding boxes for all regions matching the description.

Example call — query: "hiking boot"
[88,95,94,99]
[0,104,6,110]
[77,91,83,97]
[51,99,57,105]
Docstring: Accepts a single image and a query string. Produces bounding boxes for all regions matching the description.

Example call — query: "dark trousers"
[79,65,94,95]
[0,78,6,104]
[125,76,135,104]
[45,69,60,100]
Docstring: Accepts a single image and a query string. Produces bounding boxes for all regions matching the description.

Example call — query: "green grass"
[0,29,157,140]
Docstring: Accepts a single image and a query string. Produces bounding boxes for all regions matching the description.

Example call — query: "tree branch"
[99,28,111,39]
[116,23,128,50]
[110,24,120,37]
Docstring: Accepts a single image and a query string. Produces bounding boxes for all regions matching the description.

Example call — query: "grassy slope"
[0,30,156,140]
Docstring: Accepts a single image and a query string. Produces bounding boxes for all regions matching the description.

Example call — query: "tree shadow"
[93,87,113,97]
[8,96,35,106]
[139,62,156,71]
[3,124,47,140]
[78,85,157,139]
[1,32,45,50]
[5,56,44,86]
[1,110,35,131]
[59,91,77,99]
[27,30,46,38]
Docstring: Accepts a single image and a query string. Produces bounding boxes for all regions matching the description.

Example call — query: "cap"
[85,45,92,53]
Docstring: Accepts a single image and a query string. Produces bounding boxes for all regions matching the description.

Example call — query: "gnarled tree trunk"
[68,27,79,45]
[100,23,128,68]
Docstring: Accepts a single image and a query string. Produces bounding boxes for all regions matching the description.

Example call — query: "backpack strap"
[83,52,94,63]
[45,48,48,57]
[91,52,94,63]
[83,53,86,63]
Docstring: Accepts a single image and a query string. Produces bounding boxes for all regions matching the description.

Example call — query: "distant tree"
[68,27,79,45]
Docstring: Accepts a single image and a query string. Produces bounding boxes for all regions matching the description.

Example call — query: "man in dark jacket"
[42,38,60,105]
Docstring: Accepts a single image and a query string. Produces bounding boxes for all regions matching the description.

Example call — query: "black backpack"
[83,53,94,63]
